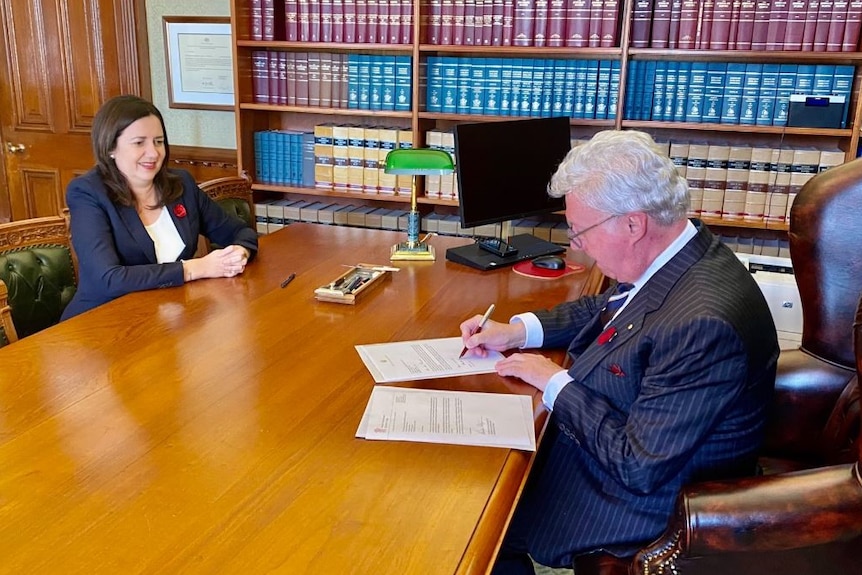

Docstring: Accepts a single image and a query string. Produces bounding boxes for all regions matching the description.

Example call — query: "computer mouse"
[531,256,566,270]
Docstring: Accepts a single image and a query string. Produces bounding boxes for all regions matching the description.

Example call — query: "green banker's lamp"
[384,147,455,261]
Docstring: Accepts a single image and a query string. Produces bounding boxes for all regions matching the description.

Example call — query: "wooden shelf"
[622,121,853,137]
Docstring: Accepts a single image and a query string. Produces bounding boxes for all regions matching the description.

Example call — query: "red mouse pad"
[512,259,586,279]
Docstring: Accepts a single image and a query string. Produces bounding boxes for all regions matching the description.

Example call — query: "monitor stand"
[445,233,565,271]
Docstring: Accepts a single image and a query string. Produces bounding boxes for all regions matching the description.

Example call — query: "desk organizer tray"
[314,264,394,305]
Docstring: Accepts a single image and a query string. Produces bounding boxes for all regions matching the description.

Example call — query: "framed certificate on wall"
[163,16,234,110]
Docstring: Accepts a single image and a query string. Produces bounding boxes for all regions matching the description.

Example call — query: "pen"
[280,272,296,288]
[459,303,496,358]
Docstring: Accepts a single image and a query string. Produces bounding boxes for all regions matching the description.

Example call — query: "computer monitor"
[445,117,572,271]
[454,116,572,229]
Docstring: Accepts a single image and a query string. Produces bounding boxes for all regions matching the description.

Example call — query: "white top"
[144,207,185,263]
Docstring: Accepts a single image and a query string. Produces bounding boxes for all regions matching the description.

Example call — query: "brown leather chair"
[195,172,256,255]
[0,215,78,340]
[574,157,862,575]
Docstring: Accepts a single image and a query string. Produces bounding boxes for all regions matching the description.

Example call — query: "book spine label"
[534,0,549,45]
[678,0,699,47]
[268,51,281,104]
[601,0,620,46]
[252,50,270,104]
[547,0,566,45]
[828,0,850,50]
[685,62,707,123]
[668,0,683,48]
[514,0,536,45]
[251,0,264,40]
[631,0,654,47]
[844,0,862,50]
[566,0,591,46]
[756,63,780,126]
[651,0,672,47]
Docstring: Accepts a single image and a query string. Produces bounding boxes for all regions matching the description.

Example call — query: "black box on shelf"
[787,95,845,129]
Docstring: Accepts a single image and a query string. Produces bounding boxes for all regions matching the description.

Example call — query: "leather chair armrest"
[635,463,862,573]
[762,348,856,459]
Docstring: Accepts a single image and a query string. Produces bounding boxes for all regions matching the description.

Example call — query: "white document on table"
[356,386,536,451]
[355,336,504,384]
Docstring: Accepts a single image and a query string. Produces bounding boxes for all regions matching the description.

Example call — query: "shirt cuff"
[542,370,573,411]
[511,312,544,348]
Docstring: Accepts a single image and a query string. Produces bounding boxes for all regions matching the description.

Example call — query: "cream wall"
[145,0,235,149]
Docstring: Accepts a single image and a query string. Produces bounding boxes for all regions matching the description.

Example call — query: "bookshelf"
[230,0,862,235]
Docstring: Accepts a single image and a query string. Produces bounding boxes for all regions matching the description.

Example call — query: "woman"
[61,95,258,320]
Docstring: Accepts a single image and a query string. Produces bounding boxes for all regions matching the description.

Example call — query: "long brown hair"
[91,95,182,207]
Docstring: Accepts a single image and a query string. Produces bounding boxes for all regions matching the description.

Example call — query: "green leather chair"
[0,215,77,340]
[197,173,255,254]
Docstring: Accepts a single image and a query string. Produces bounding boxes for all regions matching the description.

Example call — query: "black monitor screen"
[454,116,571,229]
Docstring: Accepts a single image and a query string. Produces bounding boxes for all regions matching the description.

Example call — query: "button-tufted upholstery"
[0,215,77,340]
[197,173,255,254]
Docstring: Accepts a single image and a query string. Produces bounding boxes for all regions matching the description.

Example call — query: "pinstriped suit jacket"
[512,222,779,567]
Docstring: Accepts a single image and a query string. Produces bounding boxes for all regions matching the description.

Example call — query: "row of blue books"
[625,61,854,127]
[426,57,621,119]
[253,130,316,187]
[346,54,412,112]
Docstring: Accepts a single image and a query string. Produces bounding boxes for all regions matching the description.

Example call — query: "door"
[0,0,148,222]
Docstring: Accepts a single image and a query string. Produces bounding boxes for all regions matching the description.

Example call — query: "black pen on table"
[280,272,296,288]
[459,303,496,359]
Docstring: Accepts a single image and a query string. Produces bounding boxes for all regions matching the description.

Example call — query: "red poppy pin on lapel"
[598,326,618,345]
[174,204,187,218]
[609,364,625,377]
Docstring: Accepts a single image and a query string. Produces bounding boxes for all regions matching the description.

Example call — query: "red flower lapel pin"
[597,326,618,345]
[173,204,187,218]
[609,364,625,377]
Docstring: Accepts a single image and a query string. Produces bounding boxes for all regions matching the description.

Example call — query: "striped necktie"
[600,282,634,325]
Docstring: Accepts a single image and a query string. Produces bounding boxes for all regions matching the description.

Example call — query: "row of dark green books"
[253,130,316,187]
[625,61,854,126]
[426,57,620,119]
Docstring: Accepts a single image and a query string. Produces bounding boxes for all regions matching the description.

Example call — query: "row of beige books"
[313,124,414,196]
[312,125,462,199]
[664,142,845,225]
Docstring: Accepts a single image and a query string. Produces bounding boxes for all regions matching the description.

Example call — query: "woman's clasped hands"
[183,244,250,282]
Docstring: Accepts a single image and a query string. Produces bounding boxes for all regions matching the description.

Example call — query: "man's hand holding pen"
[459,315,561,391]
[459,311,527,358]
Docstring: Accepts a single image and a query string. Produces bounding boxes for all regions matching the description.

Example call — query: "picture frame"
[163,16,234,111]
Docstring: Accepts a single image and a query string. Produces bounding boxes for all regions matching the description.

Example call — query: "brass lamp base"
[390,242,436,261]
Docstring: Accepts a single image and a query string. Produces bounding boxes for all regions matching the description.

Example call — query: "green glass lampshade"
[383,148,455,176]
[382,148,454,262]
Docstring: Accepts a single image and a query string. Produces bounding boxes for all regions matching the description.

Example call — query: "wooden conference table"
[0,224,601,575]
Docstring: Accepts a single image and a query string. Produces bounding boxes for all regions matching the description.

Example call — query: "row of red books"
[426,0,621,47]
[252,51,352,108]
[633,0,862,51]
[250,0,415,43]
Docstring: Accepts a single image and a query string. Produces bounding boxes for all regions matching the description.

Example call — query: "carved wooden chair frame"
[0,214,77,344]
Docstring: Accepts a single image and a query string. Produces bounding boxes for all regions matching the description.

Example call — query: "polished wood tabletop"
[0,224,600,575]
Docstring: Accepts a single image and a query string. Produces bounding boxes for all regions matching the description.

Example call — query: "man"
[460,130,779,574]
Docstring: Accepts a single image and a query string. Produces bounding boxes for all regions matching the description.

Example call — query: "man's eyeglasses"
[566,215,617,248]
